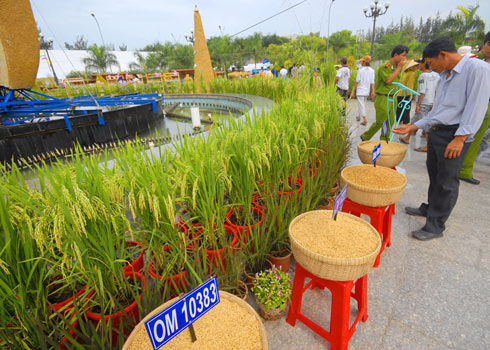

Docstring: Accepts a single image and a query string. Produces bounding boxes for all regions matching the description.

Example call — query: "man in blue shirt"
[393,37,490,241]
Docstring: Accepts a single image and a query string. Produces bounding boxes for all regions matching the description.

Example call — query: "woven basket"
[289,210,381,281]
[357,141,407,168]
[341,164,407,207]
[123,291,268,350]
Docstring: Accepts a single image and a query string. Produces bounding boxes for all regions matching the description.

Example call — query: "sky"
[30,0,490,50]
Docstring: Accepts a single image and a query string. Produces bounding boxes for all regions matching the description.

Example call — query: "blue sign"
[372,143,381,165]
[333,184,348,220]
[382,121,388,137]
[145,277,220,349]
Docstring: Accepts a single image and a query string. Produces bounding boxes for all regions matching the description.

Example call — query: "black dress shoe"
[459,177,480,185]
[411,229,443,241]
[405,206,427,217]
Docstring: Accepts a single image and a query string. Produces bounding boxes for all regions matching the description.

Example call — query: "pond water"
[138,106,244,142]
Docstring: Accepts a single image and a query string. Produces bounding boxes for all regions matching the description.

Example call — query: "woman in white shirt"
[352,56,375,125]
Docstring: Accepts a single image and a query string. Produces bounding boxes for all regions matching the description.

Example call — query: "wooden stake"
[189,324,197,342]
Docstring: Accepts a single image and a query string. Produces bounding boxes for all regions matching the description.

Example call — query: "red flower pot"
[225,206,265,243]
[122,241,145,274]
[268,250,293,272]
[252,192,266,211]
[204,226,238,270]
[177,208,233,238]
[148,244,189,295]
[57,319,79,349]
[176,210,204,236]
[277,178,303,197]
[148,264,188,295]
[85,271,146,344]
[50,284,95,314]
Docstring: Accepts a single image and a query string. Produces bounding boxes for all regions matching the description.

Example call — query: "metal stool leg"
[286,263,307,327]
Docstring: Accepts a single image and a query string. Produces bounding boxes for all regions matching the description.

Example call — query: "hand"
[352,92,356,99]
[444,137,466,159]
[415,105,420,113]
[393,124,418,135]
[398,58,407,69]
[370,92,375,101]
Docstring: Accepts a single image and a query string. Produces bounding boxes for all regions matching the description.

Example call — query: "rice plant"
[1,75,349,347]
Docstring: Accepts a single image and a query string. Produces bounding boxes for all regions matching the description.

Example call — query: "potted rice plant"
[186,224,239,270]
[120,240,145,274]
[220,135,267,243]
[84,269,146,345]
[268,241,293,272]
[147,232,190,296]
[252,266,292,321]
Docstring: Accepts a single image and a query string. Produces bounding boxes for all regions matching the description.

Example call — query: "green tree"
[139,42,193,70]
[82,44,118,73]
[208,36,236,70]
[129,52,161,73]
[442,5,485,46]
[168,43,194,69]
[261,34,289,47]
[266,33,326,68]
[64,35,88,50]
[37,27,53,50]
[374,32,424,61]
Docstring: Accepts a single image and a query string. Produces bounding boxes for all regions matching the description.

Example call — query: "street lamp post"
[363,0,390,59]
[90,13,106,48]
[326,0,335,63]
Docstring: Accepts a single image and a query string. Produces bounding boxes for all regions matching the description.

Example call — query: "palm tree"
[129,52,161,73]
[82,44,118,73]
[442,5,485,46]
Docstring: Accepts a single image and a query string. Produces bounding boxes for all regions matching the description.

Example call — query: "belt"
[376,93,388,97]
[430,124,459,131]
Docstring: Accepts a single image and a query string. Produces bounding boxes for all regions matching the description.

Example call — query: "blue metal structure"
[0,86,163,128]
[386,82,420,141]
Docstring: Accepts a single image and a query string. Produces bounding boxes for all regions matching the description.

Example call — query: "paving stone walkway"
[249,99,490,350]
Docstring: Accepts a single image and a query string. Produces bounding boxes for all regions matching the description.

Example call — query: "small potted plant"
[252,265,292,321]
[268,241,292,272]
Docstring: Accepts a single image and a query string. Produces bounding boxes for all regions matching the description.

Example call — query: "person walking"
[279,66,288,79]
[291,64,298,78]
[393,37,490,241]
[399,62,440,148]
[352,55,375,126]
[361,45,409,141]
[459,31,490,185]
[335,57,350,102]
[265,66,273,78]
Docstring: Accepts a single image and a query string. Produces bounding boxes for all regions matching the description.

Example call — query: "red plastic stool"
[286,263,368,350]
[341,198,394,267]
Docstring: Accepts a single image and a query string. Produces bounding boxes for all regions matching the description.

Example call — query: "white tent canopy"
[37,50,148,80]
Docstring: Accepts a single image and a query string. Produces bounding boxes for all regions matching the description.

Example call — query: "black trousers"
[396,96,411,124]
[337,88,348,115]
[419,127,471,233]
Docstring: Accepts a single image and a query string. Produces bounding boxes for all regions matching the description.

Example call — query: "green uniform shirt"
[375,61,400,95]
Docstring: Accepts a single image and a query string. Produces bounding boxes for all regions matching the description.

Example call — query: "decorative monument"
[0,0,40,89]
[193,6,214,91]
